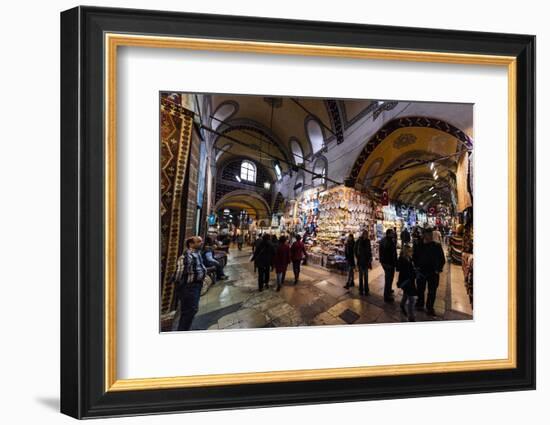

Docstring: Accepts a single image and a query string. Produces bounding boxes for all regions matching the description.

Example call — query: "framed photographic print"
[60,6,536,419]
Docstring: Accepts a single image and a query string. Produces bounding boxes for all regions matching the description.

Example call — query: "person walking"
[236,232,244,251]
[344,233,356,289]
[273,235,291,291]
[354,230,372,296]
[400,226,411,248]
[432,226,443,245]
[413,228,446,316]
[251,234,275,291]
[173,236,207,331]
[290,234,307,284]
[252,233,263,272]
[270,234,279,251]
[379,229,398,302]
[397,244,417,321]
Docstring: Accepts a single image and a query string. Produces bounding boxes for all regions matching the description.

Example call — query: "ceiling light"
[419,202,424,206]
[430,162,434,170]
[235,175,241,182]
[429,186,434,191]
[432,193,437,197]
[263,181,271,190]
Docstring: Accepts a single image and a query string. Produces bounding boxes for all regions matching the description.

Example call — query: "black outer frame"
[60,6,536,419]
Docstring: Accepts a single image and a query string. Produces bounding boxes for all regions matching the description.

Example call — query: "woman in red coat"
[273,235,291,291]
[290,234,307,284]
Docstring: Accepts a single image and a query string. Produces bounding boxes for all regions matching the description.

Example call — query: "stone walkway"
[183,245,472,331]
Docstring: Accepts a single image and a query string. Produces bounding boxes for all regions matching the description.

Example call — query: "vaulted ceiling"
[205,95,374,177]
[199,93,471,212]
[356,126,468,208]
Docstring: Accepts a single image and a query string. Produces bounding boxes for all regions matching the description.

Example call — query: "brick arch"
[348,116,473,184]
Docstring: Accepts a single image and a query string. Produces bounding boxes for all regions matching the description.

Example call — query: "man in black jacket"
[400,227,411,247]
[251,234,275,291]
[413,228,446,316]
[344,233,356,289]
[379,229,398,302]
[354,230,372,296]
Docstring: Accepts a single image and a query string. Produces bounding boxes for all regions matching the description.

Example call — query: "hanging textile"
[456,151,472,212]
[160,94,194,314]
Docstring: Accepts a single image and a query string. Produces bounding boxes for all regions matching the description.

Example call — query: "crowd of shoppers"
[172,225,446,330]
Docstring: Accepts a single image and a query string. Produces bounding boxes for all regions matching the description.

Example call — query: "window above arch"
[313,157,327,187]
[274,162,282,180]
[211,102,237,131]
[306,119,324,154]
[290,139,305,165]
[240,160,256,183]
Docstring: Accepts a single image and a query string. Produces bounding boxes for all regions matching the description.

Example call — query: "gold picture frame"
[61,6,534,419]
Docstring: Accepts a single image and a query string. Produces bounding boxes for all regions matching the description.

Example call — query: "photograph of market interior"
[160,92,474,332]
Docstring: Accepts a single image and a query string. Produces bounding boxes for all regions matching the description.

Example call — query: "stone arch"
[214,190,272,219]
[348,116,473,185]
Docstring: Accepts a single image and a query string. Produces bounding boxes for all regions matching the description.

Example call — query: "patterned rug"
[160,94,194,314]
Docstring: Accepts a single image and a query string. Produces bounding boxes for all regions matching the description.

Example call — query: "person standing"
[397,244,417,321]
[271,234,279,252]
[251,234,275,291]
[236,231,244,251]
[173,236,207,331]
[252,233,263,272]
[354,230,372,296]
[273,235,291,291]
[379,229,398,302]
[344,233,356,289]
[290,234,307,284]
[413,228,446,316]
[432,226,443,245]
[400,226,411,248]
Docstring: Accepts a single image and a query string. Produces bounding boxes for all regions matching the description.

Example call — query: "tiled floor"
[179,244,473,331]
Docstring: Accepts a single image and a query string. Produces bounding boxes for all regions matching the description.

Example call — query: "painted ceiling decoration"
[349,116,473,185]
[393,132,417,149]
[204,94,472,212]
[372,101,399,120]
[339,100,376,129]
[324,99,344,144]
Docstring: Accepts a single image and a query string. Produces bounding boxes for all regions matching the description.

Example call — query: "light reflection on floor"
[180,244,473,331]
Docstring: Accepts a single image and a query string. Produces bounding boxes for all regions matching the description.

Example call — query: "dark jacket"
[379,236,398,267]
[345,239,356,267]
[400,229,411,245]
[396,256,417,295]
[252,240,275,268]
[354,237,372,267]
[413,241,446,275]
[253,237,262,253]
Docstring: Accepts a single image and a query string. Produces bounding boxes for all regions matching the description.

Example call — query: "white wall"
[0,1,546,424]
